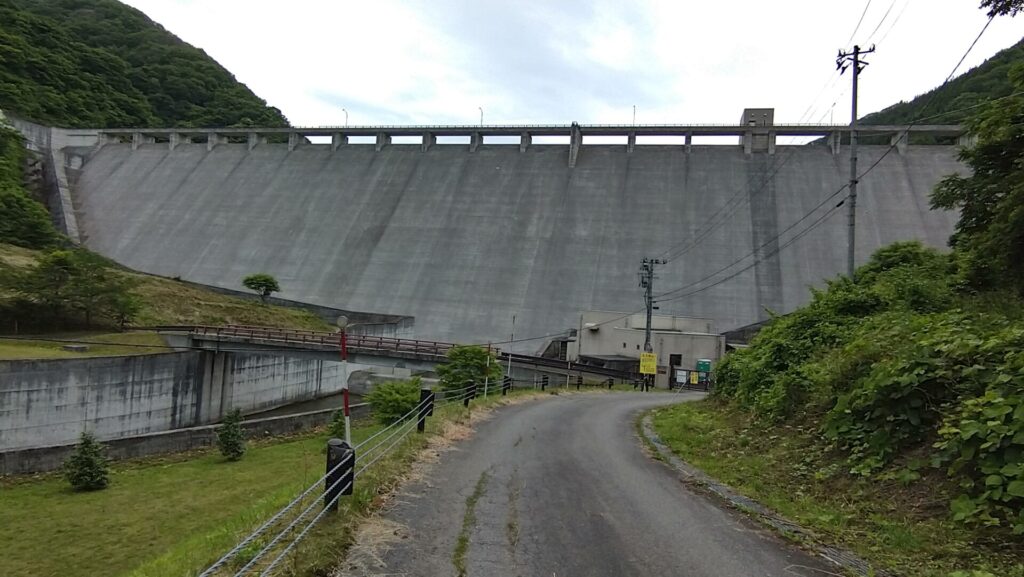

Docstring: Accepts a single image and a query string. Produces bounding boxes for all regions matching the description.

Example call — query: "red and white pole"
[340,329,351,446]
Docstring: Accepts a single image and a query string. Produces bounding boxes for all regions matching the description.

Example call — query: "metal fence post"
[541,375,548,391]
[576,374,582,390]
[325,438,354,511]
[464,382,474,408]
[502,375,511,396]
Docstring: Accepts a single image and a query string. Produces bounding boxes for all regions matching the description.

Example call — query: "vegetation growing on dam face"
[0,0,288,128]
[654,58,1024,576]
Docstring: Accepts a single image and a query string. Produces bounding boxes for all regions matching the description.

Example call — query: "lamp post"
[336,315,351,446]
[478,107,483,126]
[342,108,348,127]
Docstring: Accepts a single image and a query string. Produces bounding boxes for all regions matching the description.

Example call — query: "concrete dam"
[52,117,965,348]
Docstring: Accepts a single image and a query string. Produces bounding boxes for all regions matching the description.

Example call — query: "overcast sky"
[123,0,1023,128]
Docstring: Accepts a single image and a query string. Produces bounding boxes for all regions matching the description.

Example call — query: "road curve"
[342,392,835,577]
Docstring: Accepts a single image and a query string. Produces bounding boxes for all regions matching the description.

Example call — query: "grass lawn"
[0,390,549,577]
[0,331,169,359]
[650,399,1024,577]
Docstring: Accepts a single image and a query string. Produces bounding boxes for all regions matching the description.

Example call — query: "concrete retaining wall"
[0,351,347,452]
[0,402,370,476]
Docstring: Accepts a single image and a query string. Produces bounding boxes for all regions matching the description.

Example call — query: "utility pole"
[506,314,515,377]
[639,258,665,391]
[836,44,874,281]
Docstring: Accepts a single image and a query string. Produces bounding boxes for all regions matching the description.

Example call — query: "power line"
[865,0,899,44]
[655,183,849,300]
[876,0,912,46]
[651,13,995,305]
[853,15,994,186]
[846,0,874,46]
[656,205,846,305]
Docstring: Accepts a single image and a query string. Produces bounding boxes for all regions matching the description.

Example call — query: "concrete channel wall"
[0,351,347,453]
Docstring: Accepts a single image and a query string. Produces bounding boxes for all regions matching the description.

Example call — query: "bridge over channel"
[160,325,634,384]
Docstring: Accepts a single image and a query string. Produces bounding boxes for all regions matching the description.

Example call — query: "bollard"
[576,374,582,390]
[325,438,354,511]
[502,375,511,396]
[417,388,433,433]
[541,375,548,391]
[607,378,614,390]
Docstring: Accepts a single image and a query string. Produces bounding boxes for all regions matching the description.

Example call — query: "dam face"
[70,140,962,348]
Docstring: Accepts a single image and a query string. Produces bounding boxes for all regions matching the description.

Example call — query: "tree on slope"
[932,62,1024,293]
[242,273,280,303]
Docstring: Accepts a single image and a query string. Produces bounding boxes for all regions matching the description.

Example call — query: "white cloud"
[123,0,1024,127]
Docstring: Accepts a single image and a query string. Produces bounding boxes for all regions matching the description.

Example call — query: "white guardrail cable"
[201,394,435,576]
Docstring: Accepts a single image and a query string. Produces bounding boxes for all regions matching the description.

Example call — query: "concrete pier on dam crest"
[57,116,965,349]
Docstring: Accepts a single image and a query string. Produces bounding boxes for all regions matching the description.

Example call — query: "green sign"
[696,359,712,372]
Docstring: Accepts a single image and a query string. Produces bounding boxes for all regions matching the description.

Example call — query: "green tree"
[17,249,140,327]
[365,378,424,425]
[0,188,60,248]
[63,431,109,491]
[242,273,280,303]
[105,291,141,330]
[436,346,502,392]
[216,409,246,461]
[931,63,1024,293]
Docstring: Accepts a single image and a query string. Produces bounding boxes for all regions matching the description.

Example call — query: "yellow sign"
[689,371,699,385]
[639,352,657,375]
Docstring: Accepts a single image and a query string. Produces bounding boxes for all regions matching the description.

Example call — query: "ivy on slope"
[715,242,1024,536]
[0,0,288,128]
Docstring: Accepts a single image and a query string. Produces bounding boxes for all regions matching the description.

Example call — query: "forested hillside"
[0,0,288,128]
[862,35,1024,125]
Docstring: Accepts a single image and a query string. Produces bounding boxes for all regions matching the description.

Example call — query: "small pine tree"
[64,431,109,491]
[216,409,246,461]
[328,409,346,440]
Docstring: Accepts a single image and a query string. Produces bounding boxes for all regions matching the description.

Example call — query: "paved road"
[341,393,836,577]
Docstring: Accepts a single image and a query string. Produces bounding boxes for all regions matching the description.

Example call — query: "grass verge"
[0,389,546,577]
[0,331,168,359]
[649,398,1024,577]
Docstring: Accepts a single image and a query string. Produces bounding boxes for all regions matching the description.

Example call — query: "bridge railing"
[178,324,456,357]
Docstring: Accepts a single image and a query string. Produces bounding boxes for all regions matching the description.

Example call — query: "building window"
[636,344,640,350]
[622,342,626,348]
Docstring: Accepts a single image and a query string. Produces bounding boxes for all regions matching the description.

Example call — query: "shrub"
[365,378,423,425]
[328,408,347,440]
[216,409,246,461]
[436,346,502,392]
[63,431,109,491]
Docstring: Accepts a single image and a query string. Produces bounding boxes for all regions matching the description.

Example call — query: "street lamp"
[336,315,351,445]
[478,107,483,126]
[342,108,348,127]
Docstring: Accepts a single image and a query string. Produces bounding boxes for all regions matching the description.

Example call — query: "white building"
[567,311,725,388]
